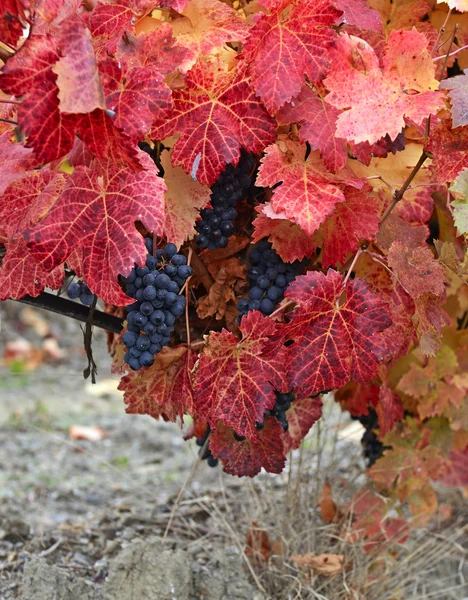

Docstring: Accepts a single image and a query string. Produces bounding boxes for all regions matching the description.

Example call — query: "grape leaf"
[256,139,364,236]
[194,310,288,441]
[438,447,468,487]
[120,346,196,422]
[335,382,379,417]
[449,168,468,235]
[84,2,134,55]
[282,395,323,453]
[158,0,189,11]
[413,292,450,356]
[151,60,275,186]
[0,1,26,48]
[0,133,36,196]
[377,214,429,252]
[117,23,193,74]
[277,86,347,173]
[252,204,317,263]
[241,0,342,113]
[209,419,286,477]
[428,120,468,183]
[171,0,249,61]
[52,15,106,114]
[321,184,379,269]
[274,270,392,398]
[387,241,446,299]
[440,69,468,128]
[398,346,464,419]
[197,257,246,320]
[160,150,211,248]
[0,238,64,300]
[24,151,166,305]
[332,0,382,31]
[324,30,444,144]
[375,384,404,437]
[100,59,172,142]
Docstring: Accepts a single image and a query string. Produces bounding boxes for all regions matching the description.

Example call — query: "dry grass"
[198,398,468,600]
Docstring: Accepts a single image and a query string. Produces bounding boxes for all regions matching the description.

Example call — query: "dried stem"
[436,24,459,78]
[0,117,18,126]
[433,43,468,62]
[379,149,431,227]
[431,8,452,57]
[342,248,362,289]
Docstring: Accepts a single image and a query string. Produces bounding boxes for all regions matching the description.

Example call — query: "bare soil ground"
[1,300,468,600]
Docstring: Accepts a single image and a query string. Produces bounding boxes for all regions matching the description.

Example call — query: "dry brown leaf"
[319,480,337,523]
[291,553,344,577]
[197,257,246,320]
[245,521,272,563]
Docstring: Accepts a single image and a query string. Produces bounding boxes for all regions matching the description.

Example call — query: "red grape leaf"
[194,310,288,441]
[0,133,36,196]
[171,0,249,60]
[24,151,166,305]
[438,448,468,487]
[387,241,446,299]
[0,238,64,300]
[52,15,106,114]
[35,0,66,22]
[321,184,379,269]
[241,0,342,113]
[252,204,317,262]
[100,59,172,142]
[256,139,363,236]
[282,395,323,453]
[428,119,468,183]
[84,3,134,52]
[332,0,382,31]
[209,419,286,477]
[375,384,403,437]
[335,382,379,417]
[277,86,347,173]
[117,23,193,74]
[77,109,141,171]
[0,169,65,240]
[151,60,275,185]
[324,30,444,144]
[120,346,196,422]
[274,270,392,398]
[414,293,449,356]
[160,150,211,248]
[398,346,464,419]
[440,70,468,128]
[0,34,78,163]
[0,1,27,47]
[377,214,429,252]
[158,0,189,11]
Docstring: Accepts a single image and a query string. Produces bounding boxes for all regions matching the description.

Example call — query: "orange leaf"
[319,481,337,523]
[291,553,344,577]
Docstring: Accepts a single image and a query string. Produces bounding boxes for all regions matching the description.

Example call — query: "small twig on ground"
[39,537,64,557]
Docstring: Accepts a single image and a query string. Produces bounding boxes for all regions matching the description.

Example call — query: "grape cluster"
[237,239,305,317]
[195,159,253,251]
[352,409,388,467]
[195,425,218,468]
[120,240,192,371]
[66,281,96,306]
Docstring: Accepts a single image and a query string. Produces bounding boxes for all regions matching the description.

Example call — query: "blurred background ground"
[0,299,467,600]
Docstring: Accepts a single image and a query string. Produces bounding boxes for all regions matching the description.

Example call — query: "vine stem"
[379,149,432,227]
[431,8,451,57]
[436,24,458,78]
[0,98,20,105]
[342,248,362,289]
[16,292,124,333]
[0,117,18,126]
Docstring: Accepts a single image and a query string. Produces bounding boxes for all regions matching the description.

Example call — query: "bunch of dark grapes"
[195,425,218,468]
[237,239,305,317]
[195,157,253,251]
[66,281,96,306]
[352,409,388,467]
[120,240,192,372]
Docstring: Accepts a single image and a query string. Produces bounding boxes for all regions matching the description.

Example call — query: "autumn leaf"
[335,381,379,417]
[291,552,343,577]
[449,168,468,236]
[324,30,444,145]
[252,204,317,263]
[99,58,172,142]
[440,69,468,128]
[197,257,246,320]
[151,60,275,185]
[0,0,27,47]
[276,85,347,173]
[398,346,465,419]
[319,481,337,523]
[0,133,36,197]
[52,15,106,114]
[161,150,211,248]
[332,0,382,31]
[273,269,391,398]
[282,395,323,453]
[209,419,286,477]
[438,447,468,487]
[24,151,166,305]
[428,119,468,184]
[241,0,342,113]
[194,310,288,440]
[320,184,379,269]
[256,139,363,237]
[84,3,134,56]
[375,384,404,437]
[119,346,197,422]
[171,0,249,64]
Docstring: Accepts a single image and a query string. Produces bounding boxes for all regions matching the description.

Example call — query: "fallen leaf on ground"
[319,480,337,523]
[69,425,107,441]
[291,553,344,576]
